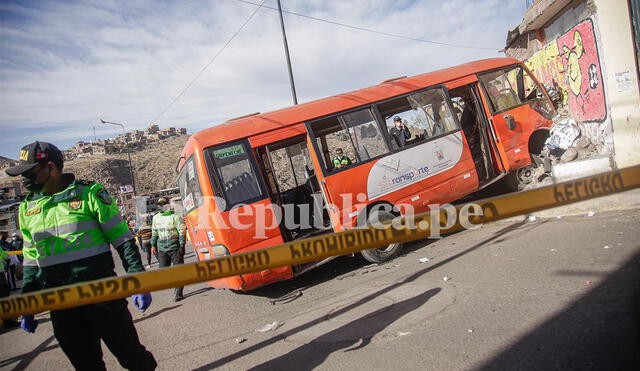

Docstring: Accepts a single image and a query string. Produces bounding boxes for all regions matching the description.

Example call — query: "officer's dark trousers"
[50,299,156,371]
[157,249,184,299]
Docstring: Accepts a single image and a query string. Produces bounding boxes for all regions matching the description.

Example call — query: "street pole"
[100,119,137,196]
[277,0,298,105]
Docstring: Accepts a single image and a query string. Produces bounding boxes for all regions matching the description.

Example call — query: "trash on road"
[235,337,247,344]
[443,276,450,282]
[256,321,281,333]
[527,215,537,222]
[418,257,430,263]
[586,211,596,217]
[556,215,564,219]
[468,329,474,333]
[397,331,411,337]
[603,245,611,249]
[550,249,557,252]
[336,272,356,281]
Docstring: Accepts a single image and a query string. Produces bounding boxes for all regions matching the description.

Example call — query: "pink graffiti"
[556,19,606,122]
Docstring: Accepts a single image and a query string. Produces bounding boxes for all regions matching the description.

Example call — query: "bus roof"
[186,57,519,152]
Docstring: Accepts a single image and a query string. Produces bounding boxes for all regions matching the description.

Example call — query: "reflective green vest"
[0,249,8,272]
[151,209,185,252]
[19,177,132,268]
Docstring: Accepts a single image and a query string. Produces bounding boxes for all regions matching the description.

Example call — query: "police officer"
[332,148,352,169]
[151,197,186,302]
[5,141,156,370]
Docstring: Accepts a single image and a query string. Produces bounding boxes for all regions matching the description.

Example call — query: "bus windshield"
[205,141,265,209]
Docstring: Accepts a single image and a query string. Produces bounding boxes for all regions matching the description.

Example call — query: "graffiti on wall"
[525,18,606,123]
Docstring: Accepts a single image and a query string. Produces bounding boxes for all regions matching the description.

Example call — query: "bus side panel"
[324,131,478,229]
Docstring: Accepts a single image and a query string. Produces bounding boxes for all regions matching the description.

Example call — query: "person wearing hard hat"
[151,197,186,302]
[4,141,156,370]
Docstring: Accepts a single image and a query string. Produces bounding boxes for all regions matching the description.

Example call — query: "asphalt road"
[1,208,639,370]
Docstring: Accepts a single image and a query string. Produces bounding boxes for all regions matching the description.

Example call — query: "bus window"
[177,156,203,215]
[310,108,389,172]
[377,87,458,151]
[269,141,310,192]
[205,141,264,209]
[479,66,554,118]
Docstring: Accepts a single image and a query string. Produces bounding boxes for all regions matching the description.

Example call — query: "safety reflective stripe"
[32,220,100,242]
[111,230,134,248]
[100,214,125,231]
[21,243,111,267]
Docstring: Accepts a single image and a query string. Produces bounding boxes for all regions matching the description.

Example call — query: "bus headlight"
[210,244,230,257]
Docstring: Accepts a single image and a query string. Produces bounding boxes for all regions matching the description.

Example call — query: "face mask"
[22,165,50,192]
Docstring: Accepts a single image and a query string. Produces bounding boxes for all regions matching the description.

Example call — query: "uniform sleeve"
[87,184,144,273]
[174,214,186,248]
[151,215,159,248]
[18,202,41,294]
[87,184,134,248]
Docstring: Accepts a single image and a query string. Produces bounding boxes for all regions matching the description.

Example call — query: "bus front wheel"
[360,209,403,264]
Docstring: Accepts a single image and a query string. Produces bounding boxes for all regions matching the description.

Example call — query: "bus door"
[477,65,555,171]
[449,83,504,186]
[250,125,325,242]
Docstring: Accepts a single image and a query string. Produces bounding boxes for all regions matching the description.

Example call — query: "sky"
[0,0,526,159]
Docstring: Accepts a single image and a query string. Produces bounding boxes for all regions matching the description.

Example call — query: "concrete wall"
[592,0,640,168]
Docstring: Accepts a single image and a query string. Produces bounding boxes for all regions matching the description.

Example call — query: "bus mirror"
[504,115,516,130]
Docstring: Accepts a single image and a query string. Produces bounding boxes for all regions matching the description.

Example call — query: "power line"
[232,0,499,51]
[150,0,267,125]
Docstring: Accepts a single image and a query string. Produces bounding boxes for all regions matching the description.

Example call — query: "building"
[504,0,640,169]
[0,203,20,236]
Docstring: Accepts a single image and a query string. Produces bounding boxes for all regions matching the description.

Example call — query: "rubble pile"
[523,107,599,191]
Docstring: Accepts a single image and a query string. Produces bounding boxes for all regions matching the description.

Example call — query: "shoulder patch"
[97,189,112,205]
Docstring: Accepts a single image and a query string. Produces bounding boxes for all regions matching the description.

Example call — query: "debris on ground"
[336,272,356,280]
[397,331,411,337]
[603,245,611,249]
[468,329,474,333]
[550,249,557,252]
[584,281,593,285]
[256,321,281,333]
[527,215,537,222]
[587,211,596,217]
[235,337,247,344]
[269,290,303,305]
[418,257,430,263]
[522,111,601,191]
[443,276,450,282]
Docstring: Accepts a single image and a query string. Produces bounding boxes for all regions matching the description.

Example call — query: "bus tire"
[359,209,403,264]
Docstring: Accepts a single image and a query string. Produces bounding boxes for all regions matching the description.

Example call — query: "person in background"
[0,233,16,291]
[0,247,9,298]
[11,232,23,263]
[151,197,186,302]
[137,216,154,269]
[389,116,411,148]
[5,141,156,370]
[332,148,352,169]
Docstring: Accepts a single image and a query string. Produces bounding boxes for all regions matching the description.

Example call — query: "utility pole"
[277,0,298,105]
[100,119,137,196]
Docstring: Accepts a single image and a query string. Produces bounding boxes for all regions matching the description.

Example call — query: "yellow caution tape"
[1,165,639,318]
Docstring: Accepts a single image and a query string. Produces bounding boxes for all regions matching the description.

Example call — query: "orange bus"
[176,58,555,291]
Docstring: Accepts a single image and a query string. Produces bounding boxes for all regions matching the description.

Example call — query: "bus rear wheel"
[360,209,403,264]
